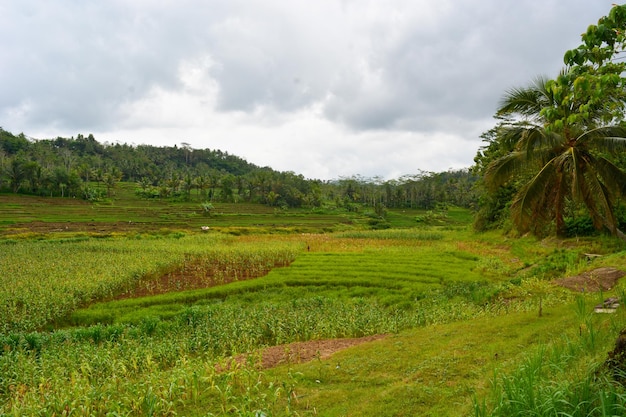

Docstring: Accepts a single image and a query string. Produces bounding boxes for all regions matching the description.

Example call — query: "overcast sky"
[0,1,618,180]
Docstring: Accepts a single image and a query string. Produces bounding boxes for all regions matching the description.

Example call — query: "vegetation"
[0,128,478,212]
[4,4,626,416]
[2,188,626,415]
[482,77,626,240]
[473,5,626,240]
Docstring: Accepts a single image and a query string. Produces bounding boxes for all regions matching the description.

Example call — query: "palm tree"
[484,75,626,240]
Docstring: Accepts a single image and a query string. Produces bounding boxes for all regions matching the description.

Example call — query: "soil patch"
[2,221,154,236]
[554,267,625,292]
[219,334,388,371]
[112,262,282,300]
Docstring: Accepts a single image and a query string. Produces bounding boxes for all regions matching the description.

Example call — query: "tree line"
[0,128,478,211]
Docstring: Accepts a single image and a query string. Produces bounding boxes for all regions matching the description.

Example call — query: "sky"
[0,1,619,180]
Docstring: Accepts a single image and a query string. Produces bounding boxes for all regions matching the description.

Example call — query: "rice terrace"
[5,4,626,416]
[2,183,626,416]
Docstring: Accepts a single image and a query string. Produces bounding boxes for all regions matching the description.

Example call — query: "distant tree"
[194,174,210,198]
[5,157,27,193]
[103,167,122,197]
[0,129,30,154]
[77,163,93,183]
[166,173,181,196]
[266,190,280,206]
[181,172,195,200]
[219,174,235,202]
[53,168,75,197]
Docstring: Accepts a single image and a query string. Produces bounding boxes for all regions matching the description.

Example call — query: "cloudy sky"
[0,1,618,180]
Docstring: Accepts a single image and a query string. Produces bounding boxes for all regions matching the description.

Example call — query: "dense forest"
[0,128,478,211]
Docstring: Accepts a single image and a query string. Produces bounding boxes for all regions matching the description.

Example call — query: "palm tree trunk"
[555,179,566,238]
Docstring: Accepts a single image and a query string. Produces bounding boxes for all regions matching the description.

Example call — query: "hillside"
[0,128,478,212]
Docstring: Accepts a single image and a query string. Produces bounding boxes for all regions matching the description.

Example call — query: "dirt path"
[554,267,625,292]
[220,334,388,371]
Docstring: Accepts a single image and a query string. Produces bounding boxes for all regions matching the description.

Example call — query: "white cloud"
[0,0,619,180]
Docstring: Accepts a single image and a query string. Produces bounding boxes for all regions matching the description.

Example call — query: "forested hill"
[0,128,263,179]
[0,128,478,210]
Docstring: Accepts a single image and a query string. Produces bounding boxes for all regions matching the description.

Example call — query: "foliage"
[475,299,626,417]
[472,123,518,231]
[201,201,215,216]
[475,5,626,239]
[1,203,625,415]
[0,128,477,212]
[0,235,301,333]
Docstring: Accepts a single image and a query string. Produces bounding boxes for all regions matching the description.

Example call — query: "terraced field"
[2,193,626,416]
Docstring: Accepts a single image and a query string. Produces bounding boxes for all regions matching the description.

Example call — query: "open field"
[1,189,626,415]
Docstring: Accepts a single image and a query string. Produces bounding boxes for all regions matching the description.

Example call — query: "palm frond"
[483,151,529,191]
[566,147,584,200]
[497,88,543,118]
[593,156,626,196]
[597,136,626,152]
[517,127,564,156]
[497,76,553,120]
[497,125,533,150]
[579,165,617,232]
[510,158,558,233]
[577,126,626,153]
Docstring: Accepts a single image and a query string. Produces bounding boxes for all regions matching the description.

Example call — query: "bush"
[565,216,596,237]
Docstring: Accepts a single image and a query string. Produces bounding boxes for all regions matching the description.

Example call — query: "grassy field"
[1,188,626,415]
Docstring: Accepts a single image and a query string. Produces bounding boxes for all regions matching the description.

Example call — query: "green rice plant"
[335,228,444,240]
[525,248,583,279]
[1,297,411,415]
[5,279,572,415]
[3,220,619,415]
[71,243,498,326]
[0,234,302,332]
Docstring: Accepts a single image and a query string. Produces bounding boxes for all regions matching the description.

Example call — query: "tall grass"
[0,297,405,415]
[335,229,444,240]
[0,234,301,332]
[474,297,626,417]
[69,244,513,326]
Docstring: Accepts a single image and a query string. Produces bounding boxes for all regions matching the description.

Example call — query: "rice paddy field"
[2,190,626,416]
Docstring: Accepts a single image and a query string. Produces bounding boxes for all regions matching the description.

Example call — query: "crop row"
[67,232,555,327]
[0,226,587,415]
[68,245,488,325]
[0,281,578,416]
[0,292,528,415]
[0,234,302,333]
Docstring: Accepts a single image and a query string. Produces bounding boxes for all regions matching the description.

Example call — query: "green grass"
[0,184,481,237]
[2,192,626,416]
[0,234,302,332]
[66,234,508,327]
[0,185,366,235]
[269,305,583,416]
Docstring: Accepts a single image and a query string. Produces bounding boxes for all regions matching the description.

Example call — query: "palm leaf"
[579,165,617,232]
[565,147,583,200]
[510,158,558,233]
[578,127,626,153]
[497,76,553,120]
[593,156,626,196]
[517,127,564,158]
[483,151,528,191]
